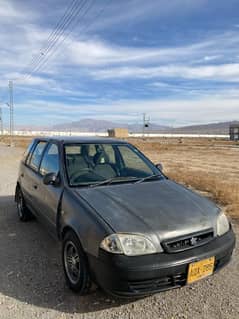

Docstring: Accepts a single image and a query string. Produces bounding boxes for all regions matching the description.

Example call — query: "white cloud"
[59,36,218,67]
[90,0,207,31]
[15,93,239,126]
[203,55,222,61]
[1,0,239,127]
[0,0,25,20]
[90,63,239,82]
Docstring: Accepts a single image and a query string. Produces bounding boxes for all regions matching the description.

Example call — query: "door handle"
[33,184,38,190]
[21,173,24,178]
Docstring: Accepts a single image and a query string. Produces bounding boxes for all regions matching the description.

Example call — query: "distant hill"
[168,121,239,135]
[52,118,170,133]
[51,119,239,135]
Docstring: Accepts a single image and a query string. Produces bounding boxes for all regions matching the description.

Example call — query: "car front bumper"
[88,228,236,297]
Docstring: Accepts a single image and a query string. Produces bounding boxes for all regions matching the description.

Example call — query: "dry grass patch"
[167,168,239,221]
[0,135,33,149]
[132,137,239,221]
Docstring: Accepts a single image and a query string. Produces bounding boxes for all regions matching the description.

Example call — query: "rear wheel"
[62,231,92,294]
[15,186,32,222]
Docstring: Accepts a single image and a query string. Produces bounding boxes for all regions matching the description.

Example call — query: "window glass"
[118,145,152,175]
[102,144,116,163]
[64,143,157,186]
[65,145,81,155]
[23,140,35,163]
[29,141,47,171]
[88,144,96,156]
[40,143,59,176]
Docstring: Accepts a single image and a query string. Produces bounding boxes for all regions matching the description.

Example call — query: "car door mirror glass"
[43,172,59,186]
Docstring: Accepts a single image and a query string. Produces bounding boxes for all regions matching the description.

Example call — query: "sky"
[1,0,239,128]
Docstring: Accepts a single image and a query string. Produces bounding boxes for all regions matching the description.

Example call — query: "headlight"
[217,212,230,236]
[100,233,157,256]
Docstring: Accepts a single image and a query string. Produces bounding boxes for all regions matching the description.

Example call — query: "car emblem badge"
[190,237,197,246]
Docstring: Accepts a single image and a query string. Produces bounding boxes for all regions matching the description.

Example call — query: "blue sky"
[1,0,239,128]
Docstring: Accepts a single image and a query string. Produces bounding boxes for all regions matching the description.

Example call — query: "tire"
[62,230,92,294]
[15,186,32,222]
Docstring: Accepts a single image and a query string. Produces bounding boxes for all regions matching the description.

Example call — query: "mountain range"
[51,119,239,134]
[52,119,170,133]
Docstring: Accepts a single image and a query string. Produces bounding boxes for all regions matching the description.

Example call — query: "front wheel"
[15,186,32,222]
[62,231,92,294]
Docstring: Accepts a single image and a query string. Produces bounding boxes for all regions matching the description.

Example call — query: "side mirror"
[156,163,163,172]
[43,172,59,186]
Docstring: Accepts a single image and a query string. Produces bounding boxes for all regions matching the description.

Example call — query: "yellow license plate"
[187,256,215,284]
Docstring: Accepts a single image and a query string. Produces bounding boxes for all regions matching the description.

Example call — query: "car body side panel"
[59,188,113,257]
[36,180,64,235]
[19,162,43,215]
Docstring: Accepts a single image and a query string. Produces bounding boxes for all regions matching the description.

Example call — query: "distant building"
[108,128,129,138]
[229,124,239,141]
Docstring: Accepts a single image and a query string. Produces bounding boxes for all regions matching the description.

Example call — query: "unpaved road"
[0,144,238,319]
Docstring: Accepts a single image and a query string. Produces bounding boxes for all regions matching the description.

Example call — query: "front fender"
[58,188,113,257]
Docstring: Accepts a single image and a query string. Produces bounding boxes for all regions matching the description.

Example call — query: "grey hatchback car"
[15,137,235,297]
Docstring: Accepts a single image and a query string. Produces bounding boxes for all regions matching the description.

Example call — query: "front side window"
[40,143,59,176]
[118,145,152,175]
[29,141,47,171]
[64,143,160,186]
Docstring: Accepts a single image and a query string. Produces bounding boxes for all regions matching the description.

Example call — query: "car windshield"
[64,143,163,187]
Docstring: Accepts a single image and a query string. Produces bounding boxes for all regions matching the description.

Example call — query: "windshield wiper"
[134,173,162,184]
[89,176,138,188]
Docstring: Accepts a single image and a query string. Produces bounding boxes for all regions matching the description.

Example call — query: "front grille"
[162,229,214,253]
[129,273,187,293]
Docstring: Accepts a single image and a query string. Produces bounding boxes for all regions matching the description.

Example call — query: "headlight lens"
[100,233,157,256]
[217,212,230,236]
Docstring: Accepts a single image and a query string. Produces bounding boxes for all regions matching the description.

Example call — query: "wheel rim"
[17,191,23,218]
[64,241,81,285]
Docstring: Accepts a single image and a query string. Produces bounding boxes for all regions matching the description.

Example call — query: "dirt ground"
[0,140,238,319]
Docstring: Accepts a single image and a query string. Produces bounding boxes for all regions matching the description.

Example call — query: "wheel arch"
[61,225,79,241]
[60,224,85,252]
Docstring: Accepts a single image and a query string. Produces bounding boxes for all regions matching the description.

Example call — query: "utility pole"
[0,107,3,135]
[8,80,14,146]
[142,113,150,137]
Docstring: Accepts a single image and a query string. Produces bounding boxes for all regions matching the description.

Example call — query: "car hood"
[75,180,219,244]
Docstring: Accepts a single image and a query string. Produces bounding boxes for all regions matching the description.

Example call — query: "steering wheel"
[70,169,92,184]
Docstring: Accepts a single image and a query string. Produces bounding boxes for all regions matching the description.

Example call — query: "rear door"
[19,139,36,202]
[21,140,47,212]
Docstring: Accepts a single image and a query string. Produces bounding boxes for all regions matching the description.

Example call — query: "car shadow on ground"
[0,196,137,314]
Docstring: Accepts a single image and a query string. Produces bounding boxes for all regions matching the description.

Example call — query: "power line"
[19,0,82,79]
[26,0,87,76]
[14,0,110,84]
[26,0,96,80]
[21,0,90,81]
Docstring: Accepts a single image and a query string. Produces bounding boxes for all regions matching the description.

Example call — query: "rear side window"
[40,143,59,176]
[29,141,47,171]
[23,140,35,163]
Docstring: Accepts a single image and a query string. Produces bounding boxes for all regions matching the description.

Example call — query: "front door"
[37,142,63,235]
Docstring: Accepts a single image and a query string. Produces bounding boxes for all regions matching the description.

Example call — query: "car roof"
[33,136,128,144]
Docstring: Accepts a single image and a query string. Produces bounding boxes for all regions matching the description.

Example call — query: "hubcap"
[64,241,81,284]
